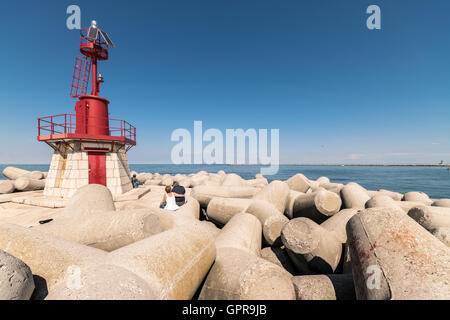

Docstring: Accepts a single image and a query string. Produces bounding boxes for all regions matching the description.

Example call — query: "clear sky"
[1,0,449,164]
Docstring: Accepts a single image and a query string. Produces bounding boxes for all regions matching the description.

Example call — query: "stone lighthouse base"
[44,141,133,198]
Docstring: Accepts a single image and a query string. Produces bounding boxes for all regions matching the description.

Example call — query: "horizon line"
[1,163,449,167]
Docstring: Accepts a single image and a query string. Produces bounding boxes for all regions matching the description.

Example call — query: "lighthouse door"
[88,152,106,186]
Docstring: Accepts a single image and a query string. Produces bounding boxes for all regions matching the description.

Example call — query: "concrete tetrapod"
[161,174,171,180]
[2,166,31,180]
[260,247,297,275]
[307,181,320,192]
[0,180,15,194]
[431,227,450,247]
[316,176,330,185]
[206,198,252,225]
[214,213,262,256]
[160,177,174,187]
[206,183,290,229]
[221,173,245,186]
[292,274,355,300]
[366,190,378,197]
[432,199,450,208]
[61,184,116,218]
[378,189,403,201]
[48,220,216,300]
[2,167,43,180]
[144,179,162,186]
[320,209,359,244]
[395,200,426,213]
[207,173,222,180]
[365,194,402,210]
[0,223,107,299]
[340,183,370,209]
[206,181,290,226]
[199,213,295,300]
[252,180,290,213]
[199,247,296,300]
[281,217,342,274]
[313,182,344,195]
[246,200,289,245]
[402,191,433,205]
[198,221,221,239]
[147,206,216,236]
[202,180,221,187]
[28,171,44,180]
[285,173,310,193]
[48,264,158,299]
[285,190,305,219]
[407,206,450,234]
[36,209,165,251]
[190,175,209,187]
[0,250,35,300]
[320,209,359,274]
[137,173,152,184]
[292,188,342,224]
[14,177,46,191]
[174,196,201,219]
[245,177,268,187]
[106,222,216,300]
[191,185,261,208]
[173,173,187,182]
[346,207,450,299]
[170,196,201,219]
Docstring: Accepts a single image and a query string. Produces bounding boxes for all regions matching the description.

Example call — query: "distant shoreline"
[230,164,450,167]
[1,163,449,167]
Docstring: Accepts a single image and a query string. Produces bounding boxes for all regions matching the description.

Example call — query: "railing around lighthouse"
[38,114,76,136]
[37,114,136,145]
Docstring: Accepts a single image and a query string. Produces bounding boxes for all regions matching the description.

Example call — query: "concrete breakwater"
[0,167,47,194]
[0,167,450,300]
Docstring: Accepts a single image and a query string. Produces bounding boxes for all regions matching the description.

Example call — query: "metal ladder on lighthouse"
[70,55,91,98]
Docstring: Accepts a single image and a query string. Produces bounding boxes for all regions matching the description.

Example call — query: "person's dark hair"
[165,185,171,193]
[172,181,179,187]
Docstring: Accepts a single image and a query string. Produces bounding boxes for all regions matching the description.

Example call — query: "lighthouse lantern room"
[37,21,136,198]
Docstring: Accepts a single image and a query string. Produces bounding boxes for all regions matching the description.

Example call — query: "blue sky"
[0,0,449,164]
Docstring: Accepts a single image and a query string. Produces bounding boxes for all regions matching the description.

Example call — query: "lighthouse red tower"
[37,21,136,198]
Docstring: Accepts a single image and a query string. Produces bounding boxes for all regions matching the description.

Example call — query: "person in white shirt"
[160,185,180,211]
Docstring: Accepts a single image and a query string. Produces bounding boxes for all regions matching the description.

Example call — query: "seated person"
[172,181,186,206]
[160,185,179,211]
[131,174,139,188]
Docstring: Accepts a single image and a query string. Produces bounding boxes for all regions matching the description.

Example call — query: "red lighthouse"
[38,21,136,198]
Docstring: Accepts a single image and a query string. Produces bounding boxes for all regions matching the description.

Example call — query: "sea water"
[1,164,449,199]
